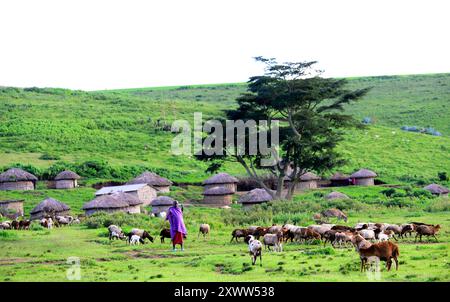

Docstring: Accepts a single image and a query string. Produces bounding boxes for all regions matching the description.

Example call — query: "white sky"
[0,0,449,91]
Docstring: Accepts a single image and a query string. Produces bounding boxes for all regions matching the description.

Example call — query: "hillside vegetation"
[0,73,449,184]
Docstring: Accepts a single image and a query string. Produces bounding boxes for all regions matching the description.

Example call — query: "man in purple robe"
[166,200,187,251]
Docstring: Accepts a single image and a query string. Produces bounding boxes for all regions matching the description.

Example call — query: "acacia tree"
[196,57,370,200]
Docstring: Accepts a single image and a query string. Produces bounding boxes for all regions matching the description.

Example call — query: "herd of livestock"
[0,208,443,273]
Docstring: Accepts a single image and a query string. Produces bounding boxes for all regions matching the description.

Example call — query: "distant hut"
[150,196,175,215]
[326,191,350,200]
[330,172,350,187]
[30,198,70,220]
[202,173,239,192]
[238,188,273,208]
[82,194,130,216]
[350,169,377,186]
[54,170,80,189]
[0,168,37,191]
[423,184,449,197]
[127,171,173,193]
[0,199,24,217]
[202,186,234,206]
[296,172,321,190]
[95,184,156,206]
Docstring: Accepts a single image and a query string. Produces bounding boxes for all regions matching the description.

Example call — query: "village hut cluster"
[30,197,71,220]
[201,173,238,206]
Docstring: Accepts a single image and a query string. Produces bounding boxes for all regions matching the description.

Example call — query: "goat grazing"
[247,235,262,266]
[160,228,171,243]
[129,234,144,245]
[321,208,348,222]
[198,224,210,239]
[230,229,249,243]
[130,228,154,243]
[107,225,125,240]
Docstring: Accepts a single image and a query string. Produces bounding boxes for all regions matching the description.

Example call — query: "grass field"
[0,185,449,282]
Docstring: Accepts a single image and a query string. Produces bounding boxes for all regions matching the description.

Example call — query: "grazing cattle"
[262,232,283,252]
[0,221,11,229]
[334,232,354,247]
[198,224,210,239]
[400,224,416,238]
[308,225,332,239]
[351,234,372,252]
[253,227,269,240]
[247,235,262,266]
[357,241,400,272]
[415,225,441,242]
[331,225,355,232]
[384,225,401,239]
[11,220,20,230]
[130,228,154,243]
[160,228,171,243]
[323,230,338,247]
[321,209,348,222]
[377,230,394,242]
[267,225,282,234]
[40,218,53,229]
[230,229,250,243]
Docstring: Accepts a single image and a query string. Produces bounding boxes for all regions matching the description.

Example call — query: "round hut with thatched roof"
[54,170,80,189]
[202,186,234,206]
[112,192,143,213]
[30,198,70,220]
[330,172,350,187]
[202,173,238,192]
[127,171,173,193]
[82,194,130,216]
[296,172,321,190]
[0,168,37,191]
[326,191,350,200]
[423,184,449,197]
[150,196,175,215]
[238,188,273,208]
[350,169,377,186]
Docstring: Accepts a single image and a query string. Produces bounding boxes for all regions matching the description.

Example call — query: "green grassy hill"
[0,73,449,184]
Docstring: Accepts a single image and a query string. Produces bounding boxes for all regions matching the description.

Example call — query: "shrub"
[438,172,448,181]
[380,188,397,197]
[84,212,156,229]
[425,199,450,212]
[29,221,45,231]
[39,153,61,160]
[412,189,433,199]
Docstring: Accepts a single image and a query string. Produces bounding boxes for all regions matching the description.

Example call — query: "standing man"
[166,200,187,252]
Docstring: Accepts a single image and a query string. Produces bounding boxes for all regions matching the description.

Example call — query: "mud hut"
[127,171,172,193]
[112,192,143,213]
[95,184,156,206]
[295,172,321,190]
[0,199,24,217]
[238,188,273,208]
[325,191,350,200]
[202,173,238,192]
[330,172,350,187]
[150,196,175,215]
[82,194,130,216]
[202,186,234,206]
[54,170,80,189]
[30,198,70,220]
[0,168,37,191]
[350,169,377,186]
[423,184,449,197]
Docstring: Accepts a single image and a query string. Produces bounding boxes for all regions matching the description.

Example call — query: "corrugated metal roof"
[95,183,150,195]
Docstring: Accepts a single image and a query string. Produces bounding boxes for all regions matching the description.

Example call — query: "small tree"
[197,57,370,200]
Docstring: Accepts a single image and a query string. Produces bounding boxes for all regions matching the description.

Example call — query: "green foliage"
[438,171,448,181]
[84,212,155,229]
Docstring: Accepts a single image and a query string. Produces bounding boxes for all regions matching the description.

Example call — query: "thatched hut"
[82,194,130,216]
[423,184,449,197]
[111,192,143,213]
[0,168,37,191]
[202,186,234,206]
[325,191,350,200]
[0,199,24,216]
[54,170,80,189]
[238,188,273,208]
[95,184,156,206]
[202,173,239,192]
[127,171,173,193]
[150,196,175,215]
[330,172,350,187]
[30,198,70,220]
[296,172,321,190]
[350,169,377,186]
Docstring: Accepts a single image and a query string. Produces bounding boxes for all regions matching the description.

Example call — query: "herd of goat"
[0,215,80,230]
[1,209,443,273]
[236,220,441,271]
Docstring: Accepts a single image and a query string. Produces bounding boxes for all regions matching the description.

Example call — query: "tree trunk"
[285,180,297,200]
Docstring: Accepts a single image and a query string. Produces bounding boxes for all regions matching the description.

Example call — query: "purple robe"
[167,206,187,239]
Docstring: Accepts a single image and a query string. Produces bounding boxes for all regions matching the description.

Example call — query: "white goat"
[262,233,283,252]
[247,235,262,266]
[359,229,376,241]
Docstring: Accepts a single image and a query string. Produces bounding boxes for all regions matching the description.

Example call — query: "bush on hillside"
[84,212,156,229]
[438,172,448,181]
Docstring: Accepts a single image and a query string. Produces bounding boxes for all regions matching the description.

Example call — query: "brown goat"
[230,229,250,243]
[415,224,441,242]
[159,228,171,243]
[358,241,400,272]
